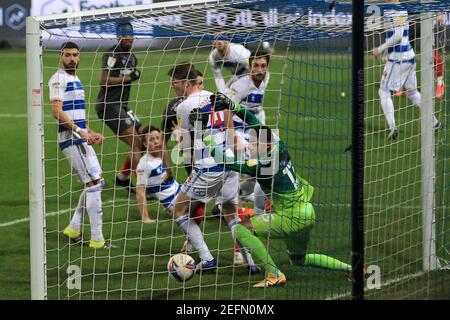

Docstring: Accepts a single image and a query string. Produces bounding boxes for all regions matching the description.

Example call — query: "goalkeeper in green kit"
[202,93,352,287]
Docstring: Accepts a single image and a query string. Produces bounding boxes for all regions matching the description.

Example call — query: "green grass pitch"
[0,45,448,300]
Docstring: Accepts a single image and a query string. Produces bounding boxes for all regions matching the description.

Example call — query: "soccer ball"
[167,253,196,282]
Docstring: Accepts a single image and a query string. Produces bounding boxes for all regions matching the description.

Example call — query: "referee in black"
[96,22,142,192]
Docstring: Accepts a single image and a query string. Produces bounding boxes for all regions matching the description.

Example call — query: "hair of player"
[168,63,198,85]
[116,22,134,36]
[141,125,161,135]
[196,70,203,77]
[60,41,79,52]
[249,49,271,66]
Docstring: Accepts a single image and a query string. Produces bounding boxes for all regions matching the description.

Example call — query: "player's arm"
[99,53,140,85]
[135,164,154,222]
[51,100,104,145]
[160,107,174,182]
[209,52,229,93]
[136,185,150,220]
[99,69,133,85]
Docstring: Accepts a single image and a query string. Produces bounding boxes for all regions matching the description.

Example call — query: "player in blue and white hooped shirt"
[227,49,270,126]
[372,0,440,140]
[48,42,110,250]
[136,126,182,224]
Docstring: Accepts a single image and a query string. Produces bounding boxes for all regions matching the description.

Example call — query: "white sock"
[379,88,396,130]
[69,189,86,232]
[176,215,213,261]
[407,90,439,126]
[227,218,256,267]
[254,183,266,215]
[437,76,444,86]
[243,250,256,267]
[85,184,104,242]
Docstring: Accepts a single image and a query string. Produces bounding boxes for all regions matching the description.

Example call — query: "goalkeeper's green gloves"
[210,93,241,112]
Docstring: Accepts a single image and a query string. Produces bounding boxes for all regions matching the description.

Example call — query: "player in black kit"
[95,22,143,192]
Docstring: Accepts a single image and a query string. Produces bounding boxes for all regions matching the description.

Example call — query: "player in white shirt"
[372,0,440,140]
[209,40,251,93]
[168,63,267,275]
[221,48,271,126]
[49,42,110,250]
[136,126,179,224]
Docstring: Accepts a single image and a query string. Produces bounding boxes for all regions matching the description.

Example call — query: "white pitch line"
[0,199,122,228]
[0,113,53,119]
[325,270,426,300]
[0,201,437,229]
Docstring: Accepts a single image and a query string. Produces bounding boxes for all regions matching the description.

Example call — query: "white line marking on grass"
[325,270,426,300]
[0,199,123,228]
[0,113,53,119]
[0,202,431,228]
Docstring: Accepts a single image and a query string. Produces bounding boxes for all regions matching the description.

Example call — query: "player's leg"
[181,202,205,254]
[283,202,351,272]
[62,144,110,249]
[239,174,256,203]
[99,103,143,190]
[219,171,258,272]
[434,48,445,99]
[63,187,86,243]
[220,172,284,286]
[404,63,441,130]
[379,62,398,140]
[254,182,268,214]
[174,173,216,269]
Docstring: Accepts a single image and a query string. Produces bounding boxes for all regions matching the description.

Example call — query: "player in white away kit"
[49,42,110,250]
[169,63,268,277]
[209,40,251,93]
[372,0,440,140]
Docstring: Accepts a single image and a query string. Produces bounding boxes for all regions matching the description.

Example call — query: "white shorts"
[381,60,417,92]
[62,143,102,184]
[182,169,239,205]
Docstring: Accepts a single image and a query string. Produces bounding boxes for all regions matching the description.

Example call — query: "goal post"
[419,9,438,273]
[26,15,47,300]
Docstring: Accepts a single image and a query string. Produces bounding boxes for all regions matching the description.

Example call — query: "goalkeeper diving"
[196,93,352,282]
